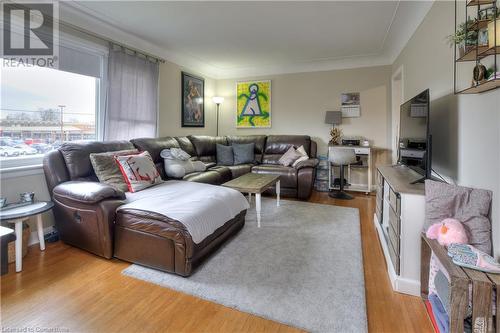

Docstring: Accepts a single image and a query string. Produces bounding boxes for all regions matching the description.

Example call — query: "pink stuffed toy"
[426,218,469,247]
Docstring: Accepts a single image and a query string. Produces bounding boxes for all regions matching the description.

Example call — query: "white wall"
[216,66,392,157]
[393,1,500,259]
[158,60,218,137]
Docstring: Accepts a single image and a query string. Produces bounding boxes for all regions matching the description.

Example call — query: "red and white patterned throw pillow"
[115,151,163,192]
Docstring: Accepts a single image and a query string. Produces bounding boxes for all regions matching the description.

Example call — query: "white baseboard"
[28,226,54,246]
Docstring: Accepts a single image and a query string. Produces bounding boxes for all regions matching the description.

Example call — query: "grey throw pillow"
[90,149,139,192]
[279,146,302,167]
[233,143,255,165]
[424,180,493,254]
[216,144,234,166]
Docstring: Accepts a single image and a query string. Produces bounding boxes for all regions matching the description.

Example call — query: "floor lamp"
[212,96,224,137]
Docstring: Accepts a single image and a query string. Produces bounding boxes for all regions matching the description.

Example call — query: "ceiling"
[62,1,433,79]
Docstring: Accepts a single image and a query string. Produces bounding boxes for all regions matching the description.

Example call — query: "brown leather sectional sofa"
[43,135,318,276]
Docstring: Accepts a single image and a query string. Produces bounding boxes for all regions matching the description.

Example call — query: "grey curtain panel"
[104,45,159,140]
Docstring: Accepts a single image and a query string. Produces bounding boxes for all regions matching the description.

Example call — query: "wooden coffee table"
[222,173,280,228]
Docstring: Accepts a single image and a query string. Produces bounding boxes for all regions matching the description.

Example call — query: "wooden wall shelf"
[454,0,499,94]
[467,0,496,6]
[470,19,491,30]
[456,78,500,94]
[456,45,490,61]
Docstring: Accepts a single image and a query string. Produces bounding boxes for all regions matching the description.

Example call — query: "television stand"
[410,176,426,185]
[374,165,425,296]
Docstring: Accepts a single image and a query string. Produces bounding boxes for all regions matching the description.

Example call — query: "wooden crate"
[421,234,499,332]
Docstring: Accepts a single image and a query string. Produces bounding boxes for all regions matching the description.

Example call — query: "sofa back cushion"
[188,135,228,163]
[131,137,180,163]
[227,135,266,163]
[262,135,311,165]
[59,141,134,180]
[175,136,197,156]
[130,137,182,180]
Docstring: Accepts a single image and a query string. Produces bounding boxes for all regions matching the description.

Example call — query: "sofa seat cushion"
[208,166,232,183]
[227,164,253,179]
[252,164,297,188]
[182,166,232,185]
[120,181,249,244]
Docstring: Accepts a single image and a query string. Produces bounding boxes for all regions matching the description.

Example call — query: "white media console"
[374,165,426,296]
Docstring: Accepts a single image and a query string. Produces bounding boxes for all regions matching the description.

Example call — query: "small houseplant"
[447,19,478,57]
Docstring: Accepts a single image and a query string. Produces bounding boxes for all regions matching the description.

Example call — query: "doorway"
[391,66,404,164]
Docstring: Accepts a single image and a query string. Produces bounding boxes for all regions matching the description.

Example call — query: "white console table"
[374,165,425,296]
[328,145,379,194]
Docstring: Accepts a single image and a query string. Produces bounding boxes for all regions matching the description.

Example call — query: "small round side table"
[0,201,54,272]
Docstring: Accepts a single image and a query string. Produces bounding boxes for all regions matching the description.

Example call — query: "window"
[1,65,98,165]
[0,36,107,169]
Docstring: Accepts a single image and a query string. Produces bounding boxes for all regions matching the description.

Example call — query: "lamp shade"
[212,96,224,104]
[325,111,342,125]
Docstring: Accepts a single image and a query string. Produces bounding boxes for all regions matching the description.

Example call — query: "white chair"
[329,148,357,200]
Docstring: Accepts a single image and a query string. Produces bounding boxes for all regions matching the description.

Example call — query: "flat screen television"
[398,89,431,183]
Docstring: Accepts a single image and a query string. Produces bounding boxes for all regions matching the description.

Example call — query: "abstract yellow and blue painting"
[236,80,271,128]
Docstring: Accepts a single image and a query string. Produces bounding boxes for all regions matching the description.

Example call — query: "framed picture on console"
[181,72,205,127]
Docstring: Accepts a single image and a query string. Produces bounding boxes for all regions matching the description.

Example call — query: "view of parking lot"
[0,63,98,162]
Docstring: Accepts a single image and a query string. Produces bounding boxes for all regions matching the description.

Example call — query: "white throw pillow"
[160,148,206,178]
[115,151,163,193]
[292,145,309,167]
[170,147,191,161]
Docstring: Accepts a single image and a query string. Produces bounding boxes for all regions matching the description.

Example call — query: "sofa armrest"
[294,158,319,170]
[53,181,125,204]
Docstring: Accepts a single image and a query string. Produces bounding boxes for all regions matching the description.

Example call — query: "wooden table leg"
[36,214,45,251]
[256,193,261,228]
[248,193,252,204]
[13,220,23,272]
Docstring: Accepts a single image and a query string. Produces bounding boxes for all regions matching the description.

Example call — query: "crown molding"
[60,1,222,78]
[60,1,434,80]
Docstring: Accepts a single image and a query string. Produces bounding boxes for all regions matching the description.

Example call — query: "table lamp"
[325,111,342,145]
[325,111,342,127]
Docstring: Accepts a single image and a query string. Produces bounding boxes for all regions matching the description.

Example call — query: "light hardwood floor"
[1,191,433,332]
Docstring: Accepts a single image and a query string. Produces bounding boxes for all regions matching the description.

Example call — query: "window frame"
[0,33,108,171]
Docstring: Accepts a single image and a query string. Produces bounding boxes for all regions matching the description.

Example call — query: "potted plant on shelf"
[447,19,478,57]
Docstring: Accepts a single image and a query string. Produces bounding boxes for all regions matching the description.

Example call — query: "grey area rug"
[122,198,367,332]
